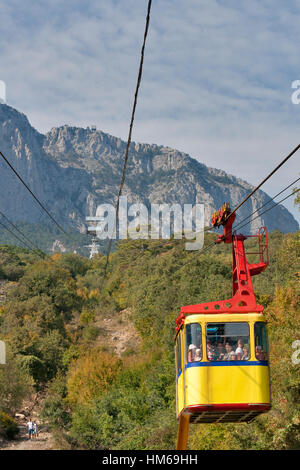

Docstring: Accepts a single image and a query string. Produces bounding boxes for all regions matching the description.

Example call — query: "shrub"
[17,354,46,384]
[67,349,122,407]
[0,411,19,439]
[0,350,33,414]
[41,374,71,429]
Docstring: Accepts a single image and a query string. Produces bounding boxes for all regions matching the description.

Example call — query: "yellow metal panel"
[253,365,271,403]
[176,330,185,417]
[184,312,266,326]
[185,365,270,406]
[176,373,185,416]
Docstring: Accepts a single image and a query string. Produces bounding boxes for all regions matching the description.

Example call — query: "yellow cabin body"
[175,313,271,424]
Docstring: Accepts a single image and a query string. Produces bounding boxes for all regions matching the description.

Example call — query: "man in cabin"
[242,346,250,360]
[207,341,217,361]
[222,343,235,361]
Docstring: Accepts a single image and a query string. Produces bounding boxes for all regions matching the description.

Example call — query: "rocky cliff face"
[0,104,298,235]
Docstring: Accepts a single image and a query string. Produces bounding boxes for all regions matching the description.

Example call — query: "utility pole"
[85,216,104,259]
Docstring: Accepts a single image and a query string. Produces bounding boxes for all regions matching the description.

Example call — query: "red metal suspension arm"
[176,204,269,331]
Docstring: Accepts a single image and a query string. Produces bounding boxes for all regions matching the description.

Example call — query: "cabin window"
[175,333,182,375]
[186,323,202,362]
[254,322,268,361]
[206,322,250,361]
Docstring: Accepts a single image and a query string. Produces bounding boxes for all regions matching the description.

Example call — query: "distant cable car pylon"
[84,237,100,259]
[85,215,104,258]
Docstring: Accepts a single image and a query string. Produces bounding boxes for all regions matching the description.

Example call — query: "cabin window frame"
[254,321,268,361]
[185,322,203,363]
[175,331,182,377]
[205,321,251,362]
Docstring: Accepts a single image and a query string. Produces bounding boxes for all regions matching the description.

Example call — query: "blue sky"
[0,0,299,223]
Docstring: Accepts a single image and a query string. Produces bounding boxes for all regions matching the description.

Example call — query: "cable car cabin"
[175,313,270,423]
[175,206,271,424]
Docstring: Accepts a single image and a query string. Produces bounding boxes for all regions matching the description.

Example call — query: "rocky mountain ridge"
[0,103,298,236]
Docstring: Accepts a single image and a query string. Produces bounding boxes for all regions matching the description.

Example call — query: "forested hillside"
[0,227,299,449]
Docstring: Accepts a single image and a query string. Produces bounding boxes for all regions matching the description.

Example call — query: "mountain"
[0,104,298,238]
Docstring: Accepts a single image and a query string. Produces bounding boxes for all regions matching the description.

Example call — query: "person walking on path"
[33,421,38,438]
[27,419,33,440]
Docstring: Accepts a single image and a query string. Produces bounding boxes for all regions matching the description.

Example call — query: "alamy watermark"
[0,80,6,104]
[87,197,205,250]
[0,340,6,364]
[291,80,300,104]
[292,340,300,365]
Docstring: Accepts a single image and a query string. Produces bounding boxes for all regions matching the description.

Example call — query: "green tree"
[0,349,32,414]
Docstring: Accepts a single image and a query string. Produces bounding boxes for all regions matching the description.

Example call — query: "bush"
[17,354,46,384]
[54,253,90,278]
[67,349,122,407]
[0,411,19,439]
[0,264,24,281]
[0,350,33,414]
[41,374,71,429]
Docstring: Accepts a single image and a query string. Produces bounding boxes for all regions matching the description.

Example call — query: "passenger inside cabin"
[236,351,243,360]
[188,344,197,362]
[242,346,250,360]
[222,342,235,361]
[216,342,225,360]
[235,338,244,356]
[207,341,217,361]
[255,345,266,360]
[194,348,202,362]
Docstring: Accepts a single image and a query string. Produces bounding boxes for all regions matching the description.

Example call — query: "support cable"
[0,210,41,251]
[178,184,300,270]
[233,176,300,231]
[0,219,34,251]
[101,0,152,284]
[0,150,68,235]
[228,143,300,218]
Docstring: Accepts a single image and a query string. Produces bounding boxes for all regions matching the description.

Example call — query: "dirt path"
[1,424,55,450]
[0,391,57,451]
